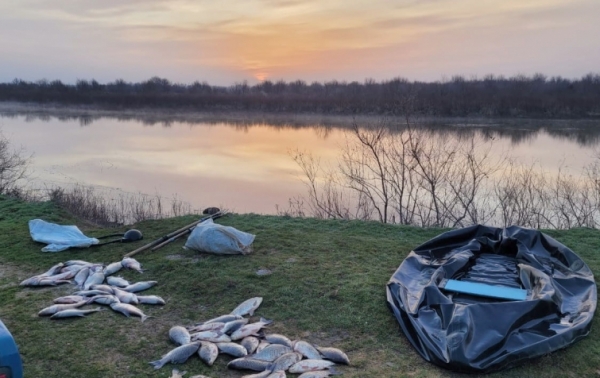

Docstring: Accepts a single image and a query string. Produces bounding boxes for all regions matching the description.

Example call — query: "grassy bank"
[0,195,598,377]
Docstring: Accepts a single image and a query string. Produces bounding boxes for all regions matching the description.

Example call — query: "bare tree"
[0,130,30,195]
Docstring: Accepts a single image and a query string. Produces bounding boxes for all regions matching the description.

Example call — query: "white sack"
[184,218,255,255]
[29,219,99,252]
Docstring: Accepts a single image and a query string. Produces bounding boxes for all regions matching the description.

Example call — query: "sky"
[1,0,599,86]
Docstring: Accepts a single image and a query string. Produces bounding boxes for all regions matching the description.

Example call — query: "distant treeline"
[1,74,600,118]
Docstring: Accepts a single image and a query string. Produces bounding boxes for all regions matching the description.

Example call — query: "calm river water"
[1,106,600,216]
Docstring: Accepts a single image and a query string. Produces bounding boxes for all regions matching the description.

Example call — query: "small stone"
[256,269,272,276]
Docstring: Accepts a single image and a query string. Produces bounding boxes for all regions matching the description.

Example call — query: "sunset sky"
[1,0,598,85]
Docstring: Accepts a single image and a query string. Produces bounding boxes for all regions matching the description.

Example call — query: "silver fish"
[74,266,90,288]
[231,297,263,317]
[122,281,157,293]
[189,375,212,378]
[137,295,166,305]
[44,270,76,281]
[264,334,293,348]
[188,322,225,333]
[297,367,342,378]
[190,330,231,343]
[288,359,336,374]
[110,302,150,322]
[90,284,114,294]
[292,340,322,360]
[216,342,248,357]
[241,371,272,378]
[88,295,120,305]
[198,341,219,366]
[64,260,94,266]
[251,344,293,362]
[169,326,191,346]
[222,318,249,335]
[316,347,350,365]
[256,340,271,353]
[241,336,260,354]
[43,262,64,276]
[39,301,88,316]
[83,270,105,290]
[60,264,85,273]
[149,341,201,369]
[50,307,102,319]
[267,352,302,372]
[54,295,88,304]
[103,261,123,276]
[231,318,273,340]
[227,357,271,372]
[170,368,187,378]
[112,287,139,304]
[106,276,130,287]
[75,289,113,297]
[202,314,243,325]
[121,257,144,273]
[266,371,286,378]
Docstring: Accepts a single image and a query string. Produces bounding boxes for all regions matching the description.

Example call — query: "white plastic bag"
[29,219,99,252]
[184,218,255,255]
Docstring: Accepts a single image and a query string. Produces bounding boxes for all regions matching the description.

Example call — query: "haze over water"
[1,111,598,215]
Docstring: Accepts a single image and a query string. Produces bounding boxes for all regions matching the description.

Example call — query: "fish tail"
[259,317,273,325]
[149,358,166,369]
[141,314,150,322]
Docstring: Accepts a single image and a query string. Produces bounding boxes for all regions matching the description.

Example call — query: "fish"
[112,287,139,304]
[122,281,157,293]
[227,357,271,372]
[190,330,231,343]
[137,295,166,305]
[250,344,293,362]
[264,334,293,348]
[73,266,91,288]
[110,302,150,322]
[90,284,115,294]
[266,371,286,378]
[292,340,322,360]
[88,295,120,305]
[288,360,336,374]
[267,352,302,372]
[64,260,94,266]
[297,368,342,378]
[170,368,187,378]
[230,318,273,340]
[189,375,212,378]
[83,270,105,290]
[241,336,260,354]
[60,264,85,273]
[241,371,272,378]
[197,341,219,366]
[256,340,271,353]
[42,262,64,276]
[222,318,249,335]
[169,326,191,346]
[231,297,263,317]
[38,301,88,316]
[216,342,248,357]
[149,341,201,369]
[50,307,102,319]
[316,347,350,365]
[103,261,123,276]
[202,314,243,325]
[106,276,130,287]
[188,322,225,333]
[75,289,113,297]
[121,257,144,273]
[54,295,89,304]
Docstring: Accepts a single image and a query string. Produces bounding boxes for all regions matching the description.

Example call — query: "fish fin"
[149,359,166,369]
[248,308,255,316]
[259,317,273,325]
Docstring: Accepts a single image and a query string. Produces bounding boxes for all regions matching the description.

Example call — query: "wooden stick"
[124,215,215,258]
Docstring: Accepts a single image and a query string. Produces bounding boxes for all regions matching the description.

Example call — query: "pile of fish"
[20,257,164,321]
[151,297,349,377]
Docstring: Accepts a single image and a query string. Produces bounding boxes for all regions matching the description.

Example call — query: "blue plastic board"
[441,279,528,301]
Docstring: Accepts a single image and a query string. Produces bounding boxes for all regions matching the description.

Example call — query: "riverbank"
[0,195,598,377]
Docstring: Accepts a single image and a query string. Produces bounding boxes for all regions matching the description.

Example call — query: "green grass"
[0,195,598,378]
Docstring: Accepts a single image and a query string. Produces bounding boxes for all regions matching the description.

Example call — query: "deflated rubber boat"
[386,225,597,373]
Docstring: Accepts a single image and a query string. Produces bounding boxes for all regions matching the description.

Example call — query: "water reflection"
[1,105,599,217]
